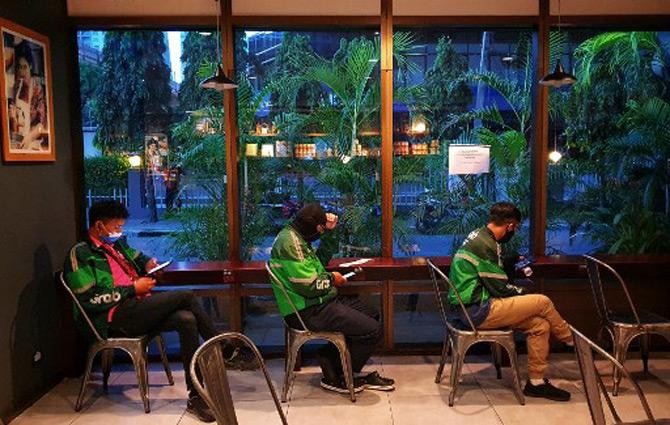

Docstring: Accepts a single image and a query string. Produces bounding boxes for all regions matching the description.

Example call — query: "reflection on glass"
[236,30,383,260]
[546,30,670,254]
[78,30,224,261]
[392,29,536,257]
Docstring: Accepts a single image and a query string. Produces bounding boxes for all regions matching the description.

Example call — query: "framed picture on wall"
[0,18,55,162]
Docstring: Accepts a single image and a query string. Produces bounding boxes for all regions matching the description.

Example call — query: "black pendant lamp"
[539,0,577,88]
[540,60,577,88]
[200,0,237,91]
[200,64,238,90]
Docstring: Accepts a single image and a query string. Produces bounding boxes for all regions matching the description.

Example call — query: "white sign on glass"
[448,144,490,175]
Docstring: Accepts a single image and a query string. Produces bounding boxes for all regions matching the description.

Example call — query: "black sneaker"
[186,394,216,422]
[224,347,260,371]
[362,371,395,391]
[320,377,366,394]
[523,379,571,402]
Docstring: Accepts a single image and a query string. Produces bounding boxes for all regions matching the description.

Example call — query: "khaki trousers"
[478,294,571,379]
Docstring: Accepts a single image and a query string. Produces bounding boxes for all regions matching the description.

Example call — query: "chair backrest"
[265,262,309,332]
[426,258,477,334]
[58,271,103,341]
[582,255,641,326]
[571,325,655,425]
[190,332,288,425]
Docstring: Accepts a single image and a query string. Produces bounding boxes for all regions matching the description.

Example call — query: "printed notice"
[448,144,490,175]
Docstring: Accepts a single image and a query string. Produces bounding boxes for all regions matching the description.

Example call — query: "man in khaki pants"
[448,202,573,401]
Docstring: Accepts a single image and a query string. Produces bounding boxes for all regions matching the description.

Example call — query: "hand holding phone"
[147,260,172,275]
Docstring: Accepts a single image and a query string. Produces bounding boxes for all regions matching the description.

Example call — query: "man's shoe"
[224,347,260,371]
[523,379,571,402]
[362,371,395,391]
[186,394,216,422]
[320,377,366,394]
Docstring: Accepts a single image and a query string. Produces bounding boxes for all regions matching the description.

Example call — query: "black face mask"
[498,230,515,244]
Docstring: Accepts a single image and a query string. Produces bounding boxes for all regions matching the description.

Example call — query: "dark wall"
[0,0,80,422]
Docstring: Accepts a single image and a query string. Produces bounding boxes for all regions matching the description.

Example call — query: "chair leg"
[75,345,99,412]
[612,332,631,396]
[155,335,174,385]
[448,342,466,407]
[502,341,525,406]
[130,345,151,413]
[435,335,450,384]
[491,343,502,380]
[334,340,356,403]
[101,348,113,393]
[282,340,298,403]
[640,332,650,375]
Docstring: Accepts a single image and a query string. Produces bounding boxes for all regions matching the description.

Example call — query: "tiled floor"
[11,353,670,424]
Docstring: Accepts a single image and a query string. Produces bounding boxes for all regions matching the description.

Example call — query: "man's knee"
[355,318,383,344]
[527,317,550,336]
[171,310,197,331]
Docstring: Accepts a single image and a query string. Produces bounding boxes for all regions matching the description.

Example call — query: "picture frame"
[0,18,55,162]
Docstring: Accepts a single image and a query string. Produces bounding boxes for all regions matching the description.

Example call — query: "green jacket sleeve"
[279,258,335,297]
[478,271,526,298]
[64,244,137,314]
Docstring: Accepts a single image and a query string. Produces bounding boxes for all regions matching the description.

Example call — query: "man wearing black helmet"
[269,203,395,394]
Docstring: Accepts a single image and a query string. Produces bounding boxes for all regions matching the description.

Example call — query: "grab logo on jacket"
[315,277,331,290]
[89,291,122,305]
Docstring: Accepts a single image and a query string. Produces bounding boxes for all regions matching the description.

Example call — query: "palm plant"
[549,31,670,253]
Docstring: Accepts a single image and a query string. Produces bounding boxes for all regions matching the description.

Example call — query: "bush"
[84,155,130,194]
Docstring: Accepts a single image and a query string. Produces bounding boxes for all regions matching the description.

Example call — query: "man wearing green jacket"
[448,202,573,402]
[64,201,230,422]
[269,203,394,394]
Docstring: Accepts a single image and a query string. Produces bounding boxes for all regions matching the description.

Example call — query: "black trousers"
[109,291,218,392]
[286,295,383,382]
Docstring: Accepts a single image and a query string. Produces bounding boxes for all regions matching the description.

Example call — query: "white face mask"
[99,223,123,244]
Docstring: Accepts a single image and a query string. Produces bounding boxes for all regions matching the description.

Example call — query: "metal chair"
[583,255,670,396]
[190,332,288,425]
[58,271,173,413]
[265,262,356,403]
[571,325,670,425]
[427,258,525,406]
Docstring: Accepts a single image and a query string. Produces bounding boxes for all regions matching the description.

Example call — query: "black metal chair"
[583,255,670,396]
[265,262,357,402]
[58,271,173,413]
[426,259,525,406]
[571,325,670,425]
[190,332,288,425]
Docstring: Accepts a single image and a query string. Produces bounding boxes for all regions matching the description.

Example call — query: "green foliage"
[79,62,101,125]
[84,155,130,194]
[178,32,221,111]
[94,31,172,153]
[548,31,670,254]
[420,36,472,140]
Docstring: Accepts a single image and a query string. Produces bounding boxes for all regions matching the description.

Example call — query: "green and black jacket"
[63,236,152,341]
[448,226,526,308]
[269,225,339,316]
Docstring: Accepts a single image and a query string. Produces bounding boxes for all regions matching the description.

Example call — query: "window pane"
[78,30,226,261]
[236,30,382,260]
[393,29,535,257]
[546,30,670,254]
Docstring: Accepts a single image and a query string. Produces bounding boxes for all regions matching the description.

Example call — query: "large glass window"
[546,30,670,254]
[391,29,535,258]
[236,30,383,260]
[78,30,226,261]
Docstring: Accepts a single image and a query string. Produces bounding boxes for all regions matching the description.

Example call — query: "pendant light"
[200,0,237,91]
[539,0,577,88]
